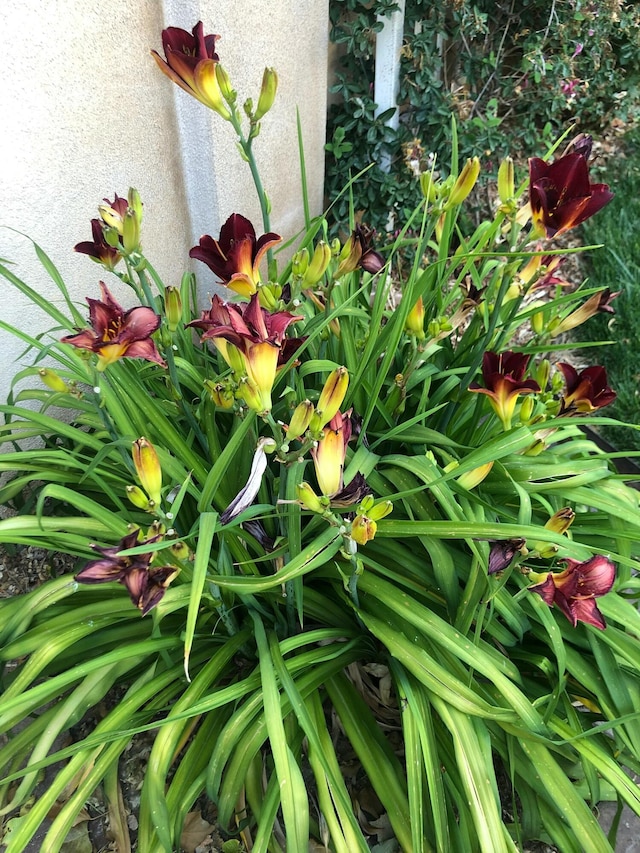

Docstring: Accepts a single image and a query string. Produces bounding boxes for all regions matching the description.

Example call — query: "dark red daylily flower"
[336,224,385,277]
[61,281,166,371]
[469,351,540,429]
[75,219,122,270]
[557,363,616,414]
[188,293,302,412]
[189,213,281,297]
[151,21,230,118]
[528,555,615,629]
[76,530,178,616]
[529,152,613,239]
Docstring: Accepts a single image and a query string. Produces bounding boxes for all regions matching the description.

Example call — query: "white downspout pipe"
[374,0,406,173]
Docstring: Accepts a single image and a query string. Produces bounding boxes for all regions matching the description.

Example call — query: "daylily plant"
[61,281,166,371]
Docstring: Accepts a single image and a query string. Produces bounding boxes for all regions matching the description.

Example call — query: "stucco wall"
[0,0,328,405]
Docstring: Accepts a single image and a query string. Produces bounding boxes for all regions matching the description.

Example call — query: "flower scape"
[1,20,640,853]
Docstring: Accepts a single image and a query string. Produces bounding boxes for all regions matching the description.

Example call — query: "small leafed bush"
[2,20,640,853]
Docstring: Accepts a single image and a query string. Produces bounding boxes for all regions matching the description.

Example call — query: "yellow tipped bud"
[531,311,545,335]
[315,367,349,427]
[296,482,327,514]
[351,514,377,545]
[170,541,191,560]
[287,400,315,440]
[519,395,535,423]
[164,286,182,333]
[127,187,143,223]
[216,64,235,103]
[38,368,68,393]
[292,248,309,277]
[204,379,235,409]
[420,171,438,203]
[126,484,153,511]
[457,461,494,490]
[302,242,332,287]
[405,296,425,339]
[132,437,163,507]
[545,507,575,535]
[536,359,551,391]
[367,500,393,521]
[122,209,140,254]
[448,157,481,207]
[98,205,124,234]
[497,156,515,203]
[254,67,278,120]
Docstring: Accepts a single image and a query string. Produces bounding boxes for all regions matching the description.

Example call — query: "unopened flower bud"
[536,359,551,391]
[39,368,68,393]
[314,367,349,428]
[447,157,480,207]
[497,157,515,204]
[302,242,332,287]
[132,437,163,507]
[164,286,182,333]
[296,482,326,514]
[292,248,309,278]
[457,462,494,490]
[287,400,314,440]
[367,499,393,521]
[170,540,191,560]
[405,296,425,339]
[257,282,281,311]
[127,187,143,224]
[519,395,535,423]
[122,209,140,254]
[420,171,438,203]
[351,514,377,545]
[126,484,153,511]
[532,311,545,335]
[545,507,575,535]
[254,67,278,120]
[216,64,235,103]
[204,379,235,409]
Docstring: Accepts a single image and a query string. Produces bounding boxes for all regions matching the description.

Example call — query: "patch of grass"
[579,131,640,450]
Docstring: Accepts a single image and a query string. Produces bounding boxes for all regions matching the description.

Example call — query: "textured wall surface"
[0,0,328,404]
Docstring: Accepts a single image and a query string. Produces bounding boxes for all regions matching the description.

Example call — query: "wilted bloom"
[550,288,620,337]
[336,225,385,277]
[529,152,613,239]
[61,282,166,371]
[220,437,275,524]
[75,218,122,270]
[151,21,231,119]
[469,351,540,429]
[76,529,178,615]
[528,555,616,629]
[488,538,526,575]
[189,213,281,297]
[188,294,302,412]
[557,363,616,413]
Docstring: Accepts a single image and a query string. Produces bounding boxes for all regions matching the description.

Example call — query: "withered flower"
[76,530,178,616]
[75,219,122,270]
[336,224,385,277]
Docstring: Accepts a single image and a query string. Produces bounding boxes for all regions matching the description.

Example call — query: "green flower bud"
[448,157,480,207]
[254,67,278,120]
[287,400,314,440]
